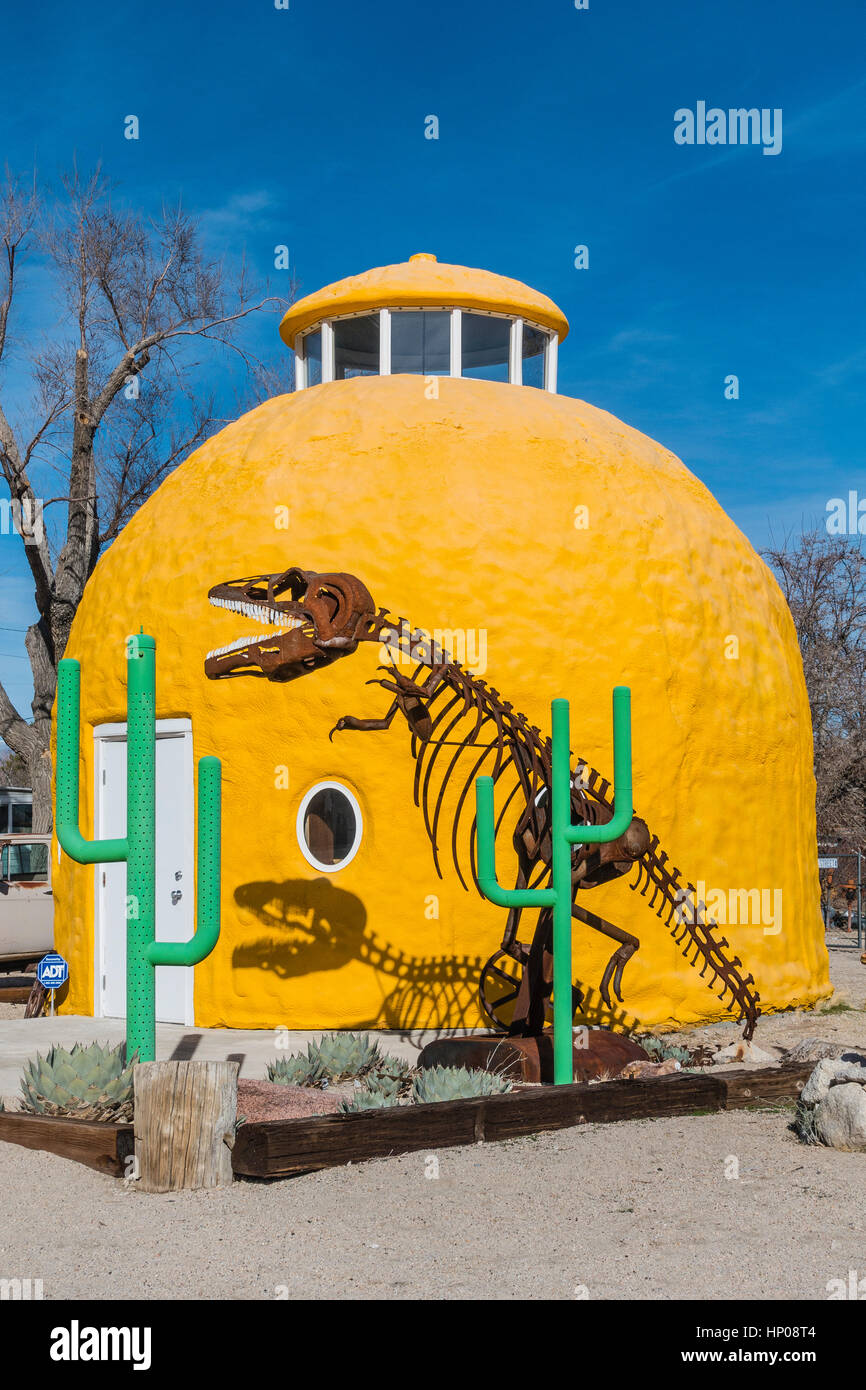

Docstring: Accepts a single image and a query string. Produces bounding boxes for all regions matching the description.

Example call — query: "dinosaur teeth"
[205,629,295,661]
[209,596,304,630]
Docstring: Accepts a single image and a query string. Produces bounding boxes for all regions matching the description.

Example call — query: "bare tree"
[0,748,27,786]
[764,528,866,849]
[0,166,283,828]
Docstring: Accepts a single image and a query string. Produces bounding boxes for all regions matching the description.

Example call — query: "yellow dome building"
[53,254,829,1035]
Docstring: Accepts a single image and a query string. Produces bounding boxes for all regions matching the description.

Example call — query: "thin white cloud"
[199,189,276,234]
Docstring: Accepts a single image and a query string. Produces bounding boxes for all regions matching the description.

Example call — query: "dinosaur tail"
[629,834,761,1039]
[576,764,761,1039]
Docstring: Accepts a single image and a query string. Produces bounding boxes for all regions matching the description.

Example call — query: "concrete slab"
[0,1016,451,1103]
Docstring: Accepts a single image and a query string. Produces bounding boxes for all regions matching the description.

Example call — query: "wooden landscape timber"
[0,1062,815,1182]
[0,985,32,1003]
[231,1062,816,1179]
[0,1110,134,1176]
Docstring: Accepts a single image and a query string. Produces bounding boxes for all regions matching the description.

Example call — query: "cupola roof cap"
[279,254,569,345]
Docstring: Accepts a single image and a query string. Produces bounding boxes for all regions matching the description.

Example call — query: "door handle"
[171,889,183,905]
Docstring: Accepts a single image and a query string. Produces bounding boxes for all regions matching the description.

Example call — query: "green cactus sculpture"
[56,633,222,1064]
[475,690,633,1085]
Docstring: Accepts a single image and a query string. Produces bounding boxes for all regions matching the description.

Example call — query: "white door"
[95,722,195,1023]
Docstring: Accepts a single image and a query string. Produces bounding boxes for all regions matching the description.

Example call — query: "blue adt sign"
[37,953,69,989]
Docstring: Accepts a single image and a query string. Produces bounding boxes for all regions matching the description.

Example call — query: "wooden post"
[133,1060,238,1192]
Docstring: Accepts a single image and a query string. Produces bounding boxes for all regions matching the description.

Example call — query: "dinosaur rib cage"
[369,631,761,1038]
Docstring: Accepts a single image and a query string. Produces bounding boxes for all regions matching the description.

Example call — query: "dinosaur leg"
[479,860,530,1032]
[501,854,545,1035]
[496,909,549,1036]
[505,908,586,1035]
[524,909,555,1036]
[571,901,639,1008]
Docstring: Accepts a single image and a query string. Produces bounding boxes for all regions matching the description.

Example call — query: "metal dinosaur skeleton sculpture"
[205,566,761,1039]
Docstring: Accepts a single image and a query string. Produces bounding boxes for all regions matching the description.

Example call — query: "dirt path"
[0,933,863,1301]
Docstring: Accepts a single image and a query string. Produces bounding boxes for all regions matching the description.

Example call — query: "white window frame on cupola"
[295,309,557,392]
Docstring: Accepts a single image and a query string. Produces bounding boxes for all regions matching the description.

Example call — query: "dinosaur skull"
[205,567,376,681]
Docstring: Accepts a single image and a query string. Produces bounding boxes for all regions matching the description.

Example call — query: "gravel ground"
[0,932,864,1302]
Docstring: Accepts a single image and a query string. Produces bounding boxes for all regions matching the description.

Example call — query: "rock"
[711,1040,780,1066]
[800,1055,866,1107]
[616,1058,681,1080]
[236,1079,341,1122]
[785,1037,862,1065]
[814,1084,866,1152]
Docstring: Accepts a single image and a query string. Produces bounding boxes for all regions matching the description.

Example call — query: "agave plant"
[267,1033,389,1088]
[369,1054,413,1095]
[266,1052,326,1087]
[20,1041,135,1122]
[636,1035,692,1067]
[339,1087,400,1114]
[312,1032,382,1082]
[412,1065,512,1105]
[363,1070,404,1102]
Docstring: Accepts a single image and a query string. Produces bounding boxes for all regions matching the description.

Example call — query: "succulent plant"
[19,1041,135,1122]
[364,1070,404,1101]
[369,1053,413,1095]
[636,1034,692,1067]
[312,1032,382,1082]
[339,1087,400,1114]
[375,1052,412,1079]
[412,1065,512,1105]
[266,1052,326,1087]
[267,1033,388,1089]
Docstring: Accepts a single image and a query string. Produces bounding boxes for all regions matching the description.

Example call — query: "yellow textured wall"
[54,375,829,1032]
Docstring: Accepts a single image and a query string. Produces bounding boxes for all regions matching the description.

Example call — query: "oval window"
[296,782,363,872]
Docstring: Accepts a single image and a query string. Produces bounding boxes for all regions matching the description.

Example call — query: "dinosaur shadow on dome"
[231,878,485,1034]
[233,878,366,974]
[231,878,642,1037]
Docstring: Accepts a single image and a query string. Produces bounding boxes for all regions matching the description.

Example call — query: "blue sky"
[1,0,864,731]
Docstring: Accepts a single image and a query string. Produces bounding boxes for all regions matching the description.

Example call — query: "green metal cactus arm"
[476,689,634,1085]
[475,813,555,908]
[147,756,222,967]
[475,690,634,899]
[56,660,128,864]
[566,688,633,844]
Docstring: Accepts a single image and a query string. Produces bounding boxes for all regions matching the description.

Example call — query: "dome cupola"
[280,253,569,392]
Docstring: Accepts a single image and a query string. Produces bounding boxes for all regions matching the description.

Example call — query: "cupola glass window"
[297,309,557,391]
[461,312,511,382]
[391,311,451,376]
[522,323,548,390]
[333,315,380,379]
[303,330,322,387]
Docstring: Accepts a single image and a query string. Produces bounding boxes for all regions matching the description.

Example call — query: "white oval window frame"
[296,780,364,873]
